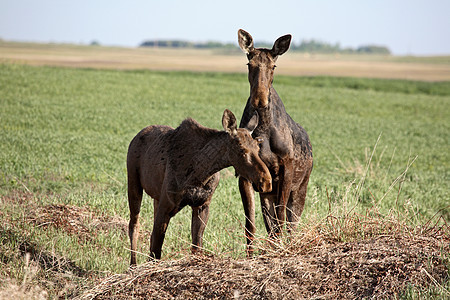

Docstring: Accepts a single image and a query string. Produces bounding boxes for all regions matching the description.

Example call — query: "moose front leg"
[274,160,294,236]
[191,203,210,255]
[260,193,277,239]
[150,196,177,260]
[239,177,256,256]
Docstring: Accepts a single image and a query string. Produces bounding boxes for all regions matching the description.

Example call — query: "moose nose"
[259,177,272,193]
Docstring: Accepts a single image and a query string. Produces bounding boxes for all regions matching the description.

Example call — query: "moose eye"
[272,65,277,70]
[256,137,264,144]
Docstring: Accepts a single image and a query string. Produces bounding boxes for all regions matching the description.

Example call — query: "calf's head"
[222,109,272,193]
[238,29,291,109]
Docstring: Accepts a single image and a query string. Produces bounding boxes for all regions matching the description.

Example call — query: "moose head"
[238,29,292,109]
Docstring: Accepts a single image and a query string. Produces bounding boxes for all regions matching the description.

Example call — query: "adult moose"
[237,29,313,254]
[127,109,272,264]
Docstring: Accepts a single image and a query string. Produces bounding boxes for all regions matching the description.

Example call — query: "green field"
[1,63,449,297]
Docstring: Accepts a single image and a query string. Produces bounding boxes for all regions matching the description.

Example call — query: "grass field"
[0,51,449,298]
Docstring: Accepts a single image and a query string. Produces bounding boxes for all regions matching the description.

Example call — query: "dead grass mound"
[3,191,448,298]
[27,203,128,243]
[76,213,449,299]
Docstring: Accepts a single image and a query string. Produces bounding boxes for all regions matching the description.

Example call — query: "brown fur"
[238,29,313,255]
[127,109,271,263]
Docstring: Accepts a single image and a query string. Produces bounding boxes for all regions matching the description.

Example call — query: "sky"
[1,0,449,56]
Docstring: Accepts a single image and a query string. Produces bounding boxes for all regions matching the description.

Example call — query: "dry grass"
[0,254,48,300]
[74,207,449,299]
[4,188,447,299]
[27,203,128,243]
[1,41,450,81]
[0,194,119,299]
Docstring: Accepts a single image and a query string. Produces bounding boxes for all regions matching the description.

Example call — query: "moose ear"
[222,109,238,135]
[271,34,291,58]
[244,111,259,134]
[238,29,254,54]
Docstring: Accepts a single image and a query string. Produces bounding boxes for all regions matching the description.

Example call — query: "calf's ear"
[238,29,254,54]
[244,111,259,134]
[271,34,291,58]
[222,109,238,135]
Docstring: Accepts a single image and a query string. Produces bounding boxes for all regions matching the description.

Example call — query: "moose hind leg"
[128,180,143,266]
[191,204,210,254]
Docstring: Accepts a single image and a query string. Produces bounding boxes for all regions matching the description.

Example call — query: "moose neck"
[252,86,290,130]
[186,132,231,186]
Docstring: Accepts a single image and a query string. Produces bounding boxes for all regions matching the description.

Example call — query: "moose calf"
[127,109,272,264]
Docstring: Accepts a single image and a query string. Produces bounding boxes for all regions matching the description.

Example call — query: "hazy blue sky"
[1,0,449,55]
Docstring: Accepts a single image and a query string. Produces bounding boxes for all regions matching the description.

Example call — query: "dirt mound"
[77,228,449,299]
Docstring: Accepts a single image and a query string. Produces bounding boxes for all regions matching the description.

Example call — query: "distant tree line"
[289,40,390,54]
[140,39,391,55]
[140,40,236,49]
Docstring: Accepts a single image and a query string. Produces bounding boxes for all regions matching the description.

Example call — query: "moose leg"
[150,196,177,260]
[128,178,143,266]
[239,177,256,256]
[287,173,310,232]
[274,162,294,235]
[153,198,159,221]
[286,190,300,231]
[260,193,278,239]
[191,203,210,255]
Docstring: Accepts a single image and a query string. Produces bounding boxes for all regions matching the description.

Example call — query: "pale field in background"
[1,41,450,81]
